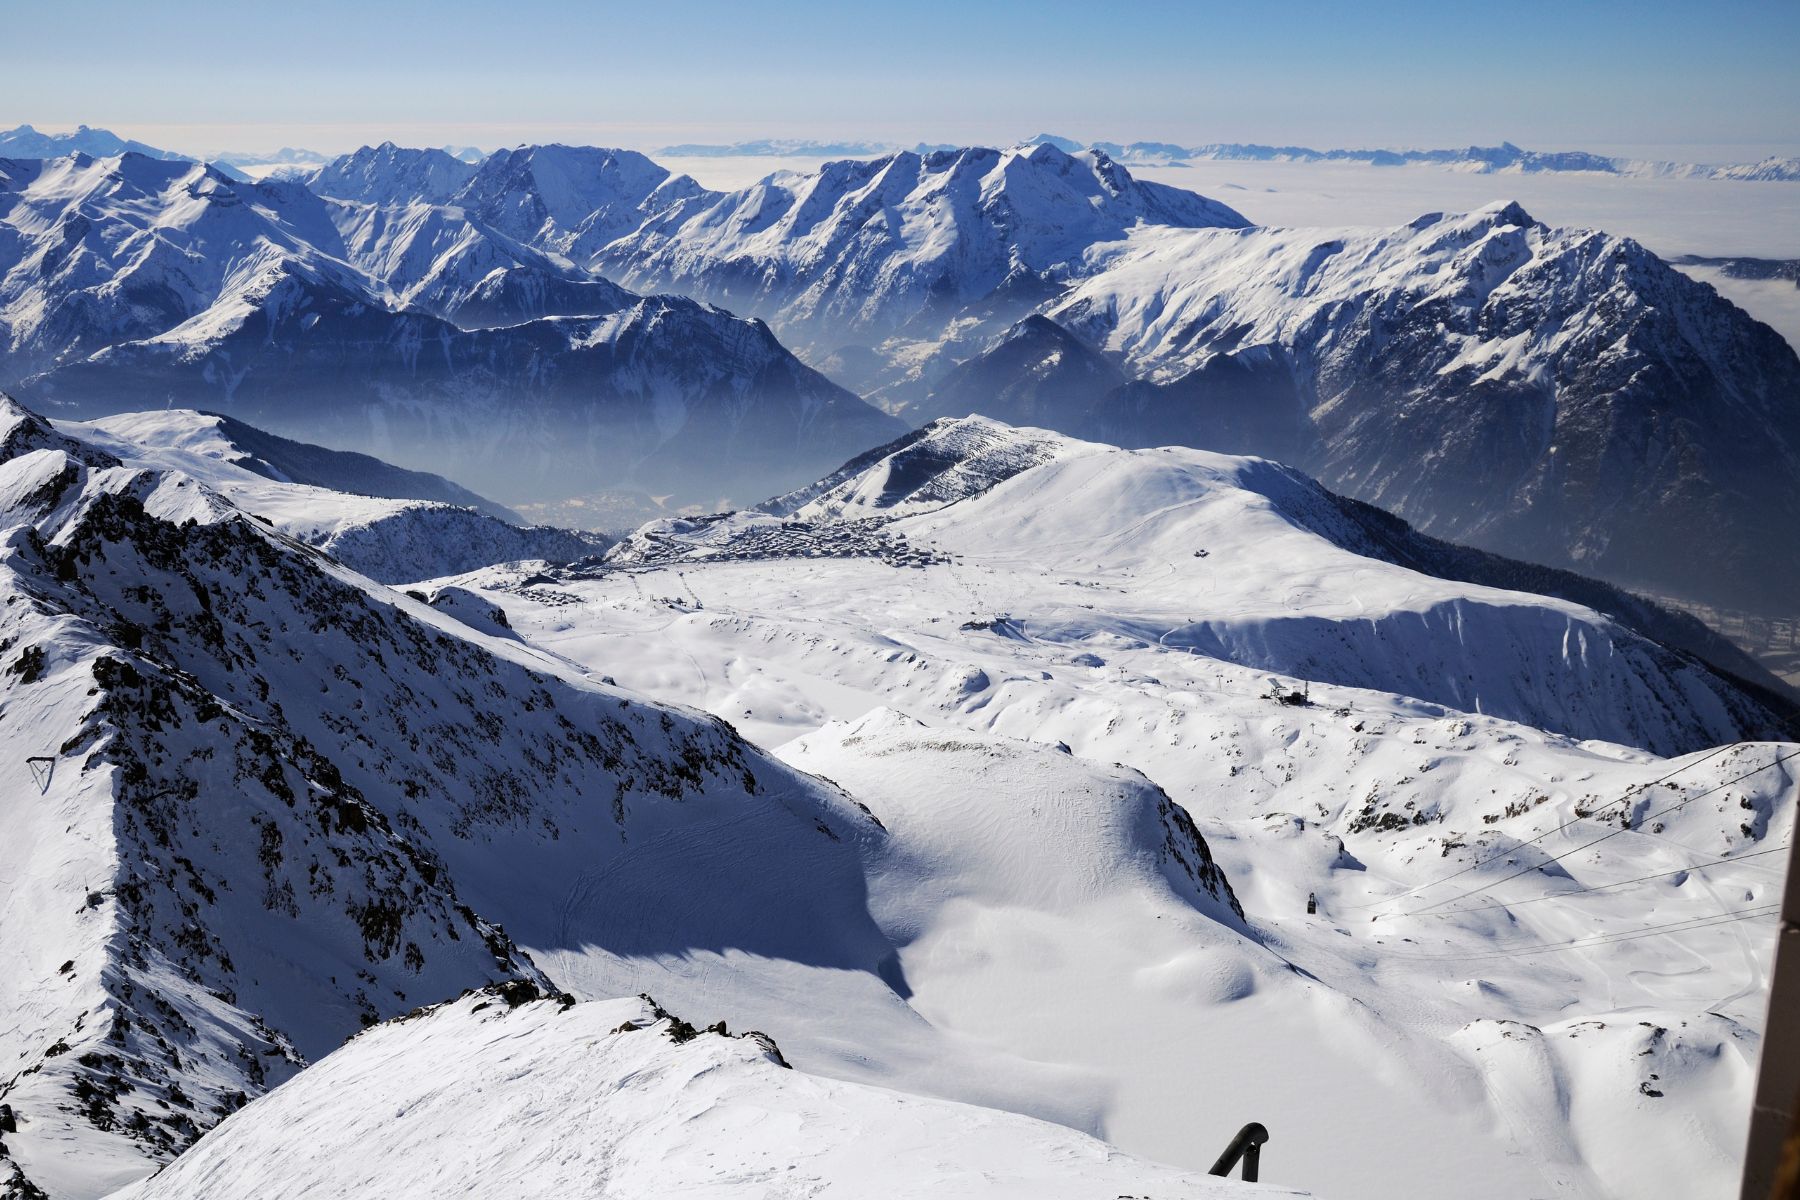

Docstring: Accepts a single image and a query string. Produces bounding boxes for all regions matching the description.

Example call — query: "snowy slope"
[0,153,902,510]
[70,409,510,515]
[108,988,1304,1200]
[451,143,713,265]
[431,418,1797,1200]
[58,409,605,583]
[0,397,912,1197]
[610,416,1793,753]
[0,154,363,380]
[308,143,476,206]
[326,196,636,327]
[1037,203,1800,615]
[595,143,1248,380]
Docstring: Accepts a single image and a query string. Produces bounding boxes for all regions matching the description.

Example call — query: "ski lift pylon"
[26,755,54,794]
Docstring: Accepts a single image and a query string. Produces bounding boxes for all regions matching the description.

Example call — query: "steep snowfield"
[108,989,1304,1200]
[57,409,604,582]
[1044,203,1800,614]
[429,417,1796,1200]
[0,397,915,1196]
[69,409,511,516]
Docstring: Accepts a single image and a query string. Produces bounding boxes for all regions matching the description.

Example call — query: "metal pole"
[1744,825,1800,1200]
[1208,1122,1270,1182]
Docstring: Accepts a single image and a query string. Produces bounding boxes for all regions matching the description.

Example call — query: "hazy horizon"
[2,118,1796,166]
[4,0,1796,162]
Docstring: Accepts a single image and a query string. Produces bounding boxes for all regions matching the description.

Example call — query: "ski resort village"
[2,3,1798,1196]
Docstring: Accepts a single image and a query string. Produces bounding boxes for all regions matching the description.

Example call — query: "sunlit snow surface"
[109,992,1304,1200]
[424,419,1794,1200]
[659,153,1800,351]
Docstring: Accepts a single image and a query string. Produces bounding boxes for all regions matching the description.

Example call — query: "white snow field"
[107,989,1304,1200]
[0,406,1789,1200]
[418,417,1797,1200]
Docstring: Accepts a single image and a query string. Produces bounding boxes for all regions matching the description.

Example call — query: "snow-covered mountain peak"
[759,415,1095,522]
[1043,203,1800,613]
[309,142,476,206]
[596,143,1251,351]
[917,312,1127,427]
[325,195,636,326]
[454,143,683,260]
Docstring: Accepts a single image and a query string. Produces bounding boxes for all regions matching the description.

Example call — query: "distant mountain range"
[0,152,899,512]
[655,131,1800,181]
[14,124,1795,183]
[2,128,1797,626]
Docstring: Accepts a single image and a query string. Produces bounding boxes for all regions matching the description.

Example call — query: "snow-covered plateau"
[411,416,1792,1200]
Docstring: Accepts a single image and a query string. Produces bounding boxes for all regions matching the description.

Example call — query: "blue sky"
[3,0,1796,158]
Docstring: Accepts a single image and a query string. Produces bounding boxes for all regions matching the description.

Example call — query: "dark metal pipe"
[1208,1121,1270,1182]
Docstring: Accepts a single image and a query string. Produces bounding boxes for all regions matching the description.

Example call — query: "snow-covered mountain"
[70,408,510,516]
[0,154,364,379]
[426,416,1796,1200]
[448,143,712,264]
[1039,203,1800,615]
[0,152,902,510]
[106,989,1297,1200]
[917,312,1127,427]
[58,408,607,582]
[595,143,1249,370]
[209,147,329,170]
[649,130,1800,181]
[0,126,186,167]
[307,142,476,206]
[312,141,714,265]
[1028,133,1800,180]
[1709,156,1800,182]
[326,195,636,327]
[605,416,1795,754]
[0,395,915,1197]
